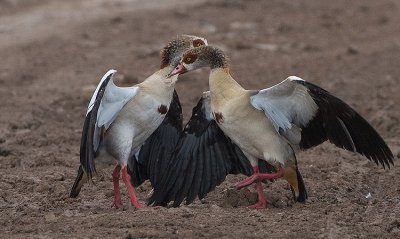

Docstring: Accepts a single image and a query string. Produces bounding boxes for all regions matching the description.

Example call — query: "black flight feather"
[80,74,112,179]
[149,96,253,207]
[294,80,394,169]
[128,90,183,187]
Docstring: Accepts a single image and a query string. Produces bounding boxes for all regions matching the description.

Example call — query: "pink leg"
[246,182,267,209]
[111,165,123,209]
[237,166,262,188]
[236,166,285,189]
[121,166,145,209]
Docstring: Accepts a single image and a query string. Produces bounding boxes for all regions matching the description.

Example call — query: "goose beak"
[168,63,187,77]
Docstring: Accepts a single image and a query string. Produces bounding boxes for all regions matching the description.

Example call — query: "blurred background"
[0,0,399,238]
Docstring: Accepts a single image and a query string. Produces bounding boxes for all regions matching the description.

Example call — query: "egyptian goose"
[69,35,208,209]
[149,46,394,208]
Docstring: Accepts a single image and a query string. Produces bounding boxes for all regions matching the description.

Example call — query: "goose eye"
[193,39,204,48]
[183,53,197,64]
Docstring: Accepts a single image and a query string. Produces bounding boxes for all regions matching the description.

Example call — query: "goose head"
[169,46,228,76]
[160,35,208,70]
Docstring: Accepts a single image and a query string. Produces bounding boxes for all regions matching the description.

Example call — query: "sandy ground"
[1,0,400,238]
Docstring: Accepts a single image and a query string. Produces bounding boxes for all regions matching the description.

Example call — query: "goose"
[69,35,208,209]
[149,46,394,208]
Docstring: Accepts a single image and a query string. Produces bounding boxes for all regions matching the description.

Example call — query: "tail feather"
[295,167,307,202]
[284,164,308,203]
[70,165,87,198]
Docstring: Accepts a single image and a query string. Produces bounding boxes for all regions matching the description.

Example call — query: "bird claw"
[131,201,146,209]
[245,200,267,209]
[111,201,123,209]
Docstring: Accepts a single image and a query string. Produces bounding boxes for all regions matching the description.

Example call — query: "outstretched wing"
[250,76,394,168]
[128,90,183,187]
[80,70,139,178]
[149,92,253,207]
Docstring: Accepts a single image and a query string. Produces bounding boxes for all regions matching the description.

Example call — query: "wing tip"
[86,69,118,113]
[105,69,117,76]
[378,147,395,170]
[287,75,305,82]
[70,165,87,198]
[99,69,117,83]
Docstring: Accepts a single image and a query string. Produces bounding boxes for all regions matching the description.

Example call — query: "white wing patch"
[87,69,116,114]
[87,70,139,150]
[97,80,139,129]
[250,76,318,135]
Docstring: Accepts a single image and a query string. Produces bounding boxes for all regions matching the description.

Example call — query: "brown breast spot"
[158,104,168,114]
[214,112,224,124]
